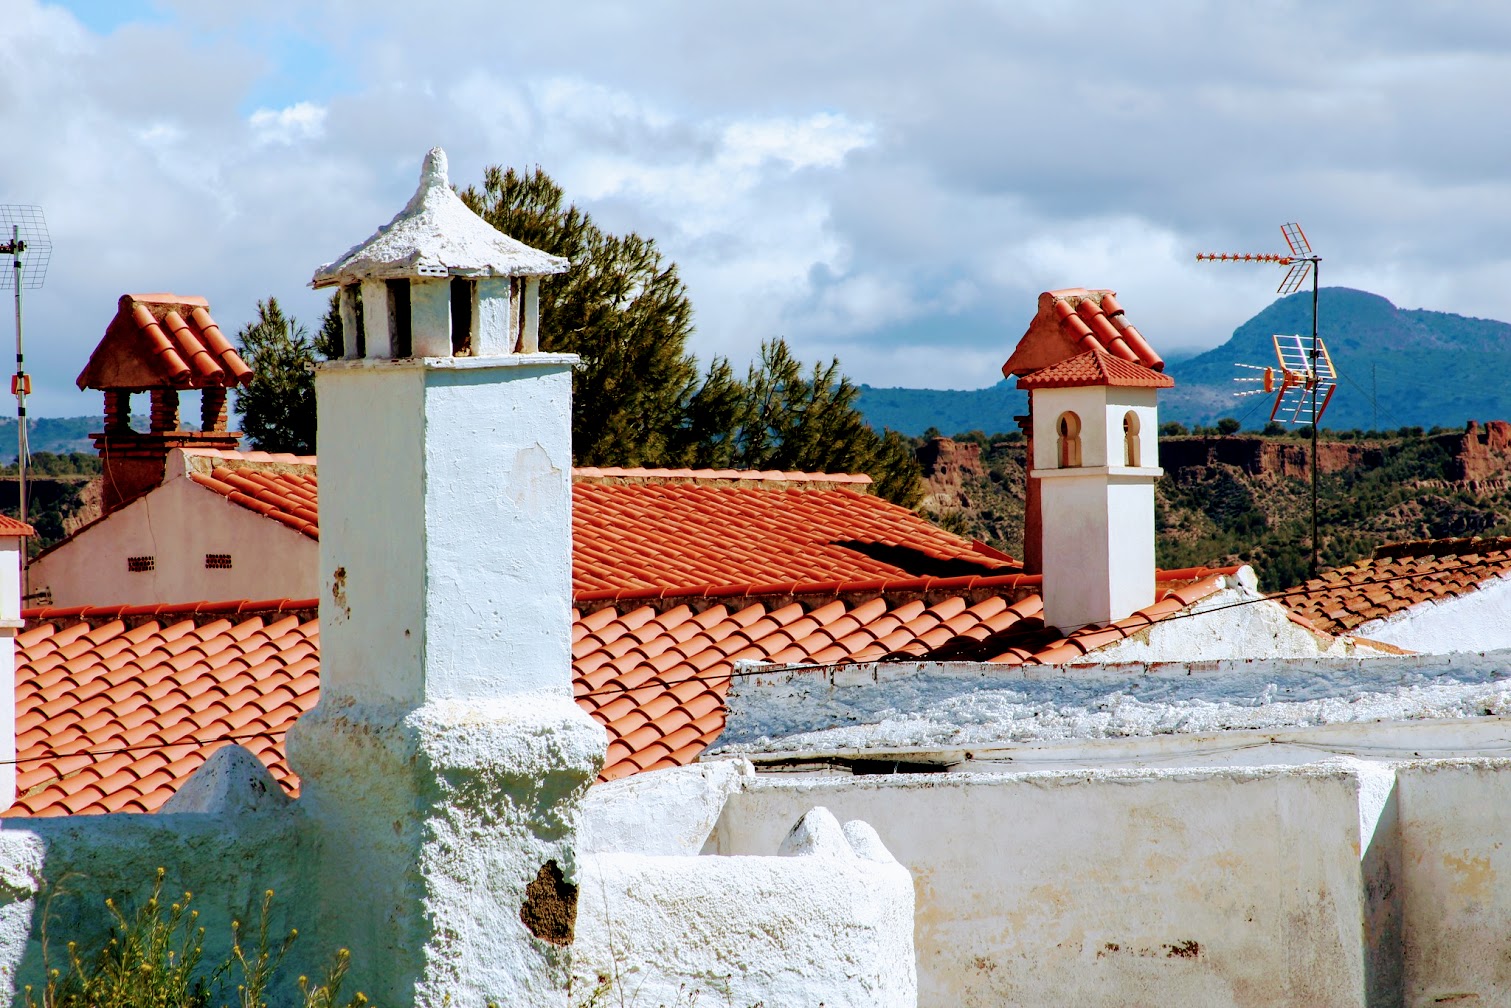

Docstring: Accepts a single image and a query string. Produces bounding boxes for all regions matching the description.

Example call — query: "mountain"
[1162,287,1511,431]
[854,382,1024,437]
[855,288,1511,436]
[0,416,103,460]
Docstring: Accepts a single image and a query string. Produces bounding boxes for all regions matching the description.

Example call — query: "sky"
[2,0,1511,417]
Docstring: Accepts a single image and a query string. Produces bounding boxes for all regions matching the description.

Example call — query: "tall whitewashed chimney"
[1017,349,1172,631]
[288,148,605,1008]
[0,520,32,808]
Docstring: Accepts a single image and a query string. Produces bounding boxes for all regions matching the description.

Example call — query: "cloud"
[248,102,328,145]
[6,0,1511,420]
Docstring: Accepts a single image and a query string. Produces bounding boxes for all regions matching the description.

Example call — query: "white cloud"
[248,102,328,145]
[8,0,1511,419]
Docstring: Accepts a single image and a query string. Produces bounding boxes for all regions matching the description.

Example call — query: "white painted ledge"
[316,353,580,372]
[1032,465,1164,480]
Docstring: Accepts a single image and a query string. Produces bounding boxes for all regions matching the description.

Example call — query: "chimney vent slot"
[386,279,412,358]
[205,553,232,570]
[127,555,155,573]
[450,277,474,356]
[1123,411,1141,467]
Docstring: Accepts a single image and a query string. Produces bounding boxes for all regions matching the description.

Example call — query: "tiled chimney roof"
[311,147,569,288]
[0,516,34,537]
[1016,349,1175,390]
[77,294,253,391]
[1003,289,1164,378]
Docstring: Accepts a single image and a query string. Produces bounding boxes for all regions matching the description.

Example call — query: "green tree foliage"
[1216,417,1242,435]
[233,299,317,455]
[707,341,921,505]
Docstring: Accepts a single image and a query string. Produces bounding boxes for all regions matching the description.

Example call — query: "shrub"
[25,869,365,1008]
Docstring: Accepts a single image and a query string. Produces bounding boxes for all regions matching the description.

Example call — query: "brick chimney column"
[1015,412,1041,574]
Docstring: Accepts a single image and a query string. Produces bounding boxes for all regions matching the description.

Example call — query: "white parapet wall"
[574,807,917,1008]
[1393,758,1511,1006]
[711,766,1370,1008]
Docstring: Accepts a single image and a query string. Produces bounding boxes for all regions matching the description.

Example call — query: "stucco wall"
[1353,574,1511,654]
[1393,759,1511,1007]
[28,477,317,608]
[713,767,1368,1008]
[575,807,916,1008]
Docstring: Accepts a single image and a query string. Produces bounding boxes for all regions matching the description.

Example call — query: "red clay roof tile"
[77,295,253,392]
[1286,536,1511,635]
[1016,349,1174,391]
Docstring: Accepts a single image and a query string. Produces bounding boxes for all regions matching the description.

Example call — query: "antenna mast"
[1198,222,1327,577]
[0,206,52,594]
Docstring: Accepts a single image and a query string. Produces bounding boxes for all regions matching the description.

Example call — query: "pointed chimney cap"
[310,146,569,289]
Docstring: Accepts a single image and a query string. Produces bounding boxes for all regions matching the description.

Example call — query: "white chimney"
[289,148,605,1008]
[1018,350,1172,631]
[0,522,31,808]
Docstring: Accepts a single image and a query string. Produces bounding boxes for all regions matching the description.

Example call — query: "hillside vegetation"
[917,423,1511,591]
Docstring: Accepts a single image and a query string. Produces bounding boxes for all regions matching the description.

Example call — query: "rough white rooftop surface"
[714,650,1511,755]
[311,147,569,288]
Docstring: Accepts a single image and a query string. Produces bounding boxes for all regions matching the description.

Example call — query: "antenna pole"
[9,226,23,592]
[1309,259,1320,578]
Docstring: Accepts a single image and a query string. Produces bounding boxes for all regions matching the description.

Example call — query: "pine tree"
[234,298,317,454]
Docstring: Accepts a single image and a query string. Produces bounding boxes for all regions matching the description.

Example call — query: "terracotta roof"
[1003,289,1164,379]
[189,467,318,539]
[574,467,872,486]
[1015,349,1175,390]
[572,480,1018,592]
[77,294,254,391]
[9,567,1241,814]
[190,460,1016,588]
[1286,537,1511,635]
[9,600,318,817]
[0,516,34,537]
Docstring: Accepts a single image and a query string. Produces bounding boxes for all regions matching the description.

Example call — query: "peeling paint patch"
[330,566,350,620]
[520,859,577,946]
[1442,851,1495,898]
[1164,939,1200,959]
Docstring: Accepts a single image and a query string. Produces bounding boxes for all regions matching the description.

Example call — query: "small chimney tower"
[1017,349,1172,631]
[1003,289,1164,574]
[290,147,601,1008]
[76,294,252,513]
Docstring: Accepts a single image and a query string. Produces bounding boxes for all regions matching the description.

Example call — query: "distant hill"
[855,382,1024,437]
[1162,287,1511,431]
[855,288,1511,436]
[0,416,101,461]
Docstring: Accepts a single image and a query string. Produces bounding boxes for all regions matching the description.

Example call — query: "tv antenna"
[1197,222,1328,577]
[0,205,51,591]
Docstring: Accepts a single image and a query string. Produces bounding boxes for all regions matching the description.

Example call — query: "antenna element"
[0,205,51,594]
[1197,222,1328,577]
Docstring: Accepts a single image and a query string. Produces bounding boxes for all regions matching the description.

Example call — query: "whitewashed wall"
[713,766,1370,1008]
[29,476,317,607]
[575,807,916,1008]
[1353,575,1511,654]
[0,797,312,1006]
[1393,759,1511,1006]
